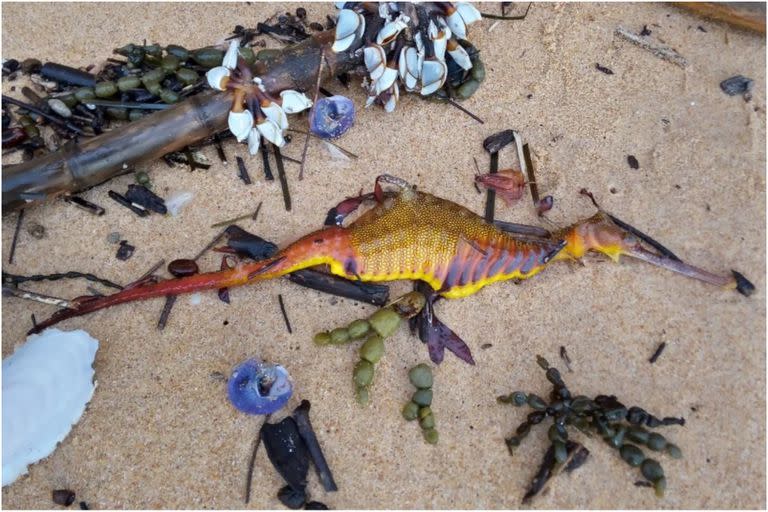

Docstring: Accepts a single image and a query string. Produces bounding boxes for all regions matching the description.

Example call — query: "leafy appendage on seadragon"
[29,175,754,364]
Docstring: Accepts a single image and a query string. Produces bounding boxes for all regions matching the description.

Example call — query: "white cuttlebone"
[375,66,398,96]
[247,128,260,156]
[222,38,241,69]
[2,329,99,487]
[364,45,387,81]
[420,59,447,96]
[228,110,254,142]
[280,90,313,114]
[257,118,286,147]
[205,66,230,91]
[448,41,473,70]
[261,102,289,131]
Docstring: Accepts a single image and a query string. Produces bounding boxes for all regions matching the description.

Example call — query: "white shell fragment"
[2,329,99,487]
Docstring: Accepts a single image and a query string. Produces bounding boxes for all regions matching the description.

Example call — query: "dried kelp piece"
[720,75,753,96]
[116,240,135,261]
[286,270,389,306]
[261,417,310,492]
[124,184,167,214]
[224,225,279,260]
[522,440,589,504]
[482,129,516,154]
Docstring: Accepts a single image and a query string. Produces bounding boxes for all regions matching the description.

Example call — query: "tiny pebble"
[52,489,76,507]
[107,231,121,244]
[627,155,639,169]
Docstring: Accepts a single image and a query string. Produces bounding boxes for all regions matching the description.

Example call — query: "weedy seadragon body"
[30,175,752,336]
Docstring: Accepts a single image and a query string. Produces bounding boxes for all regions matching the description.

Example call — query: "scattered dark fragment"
[21,58,42,74]
[78,502,89,510]
[168,259,199,278]
[277,485,307,510]
[2,59,20,75]
[274,145,292,211]
[157,294,177,330]
[563,442,590,472]
[445,98,484,124]
[3,270,122,290]
[595,63,614,75]
[535,195,554,216]
[521,143,541,206]
[116,240,135,261]
[484,152,498,223]
[482,129,516,154]
[325,14,336,30]
[236,156,252,185]
[292,400,338,492]
[286,270,389,306]
[559,346,573,372]
[521,443,557,503]
[627,155,639,169]
[41,63,95,87]
[481,343,493,349]
[261,416,310,492]
[124,184,167,214]
[649,342,666,363]
[8,208,24,264]
[3,126,27,147]
[260,136,275,180]
[305,502,329,510]
[635,480,653,488]
[309,22,324,31]
[640,25,652,36]
[732,270,755,297]
[278,294,293,334]
[52,489,76,507]
[697,25,707,32]
[225,225,279,260]
[2,95,87,136]
[720,75,753,96]
[213,133,227,163]
[606,213,681,262]
[296,7,307,19]
[108,190,149,217]
[218,256,232,304]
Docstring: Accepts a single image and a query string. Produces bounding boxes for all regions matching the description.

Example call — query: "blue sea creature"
[227,359,292,415]
[309,95,355,139]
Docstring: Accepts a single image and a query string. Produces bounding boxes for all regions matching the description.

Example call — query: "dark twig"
[2,95,88,136]
[64,196,105,216]
[292,400,338,492]
[213,133,227,164]
[522,143,541,205]
[75,99,172,110]
[559,345,573,372]
[8,208,24,264]
[273,145,291,211]
[3,271,123,290]
[156,295,177,330]
[245,415,271,504]
[260,137,274,180]
[484,152,498,222]
[649,342,666,364]
[300,52,326,180]
[135,259,165,283]
[446,98,484,124]
[236,156,252,185]
[480,2,532,20]
[277,294,292,334]
[108,190,149,217]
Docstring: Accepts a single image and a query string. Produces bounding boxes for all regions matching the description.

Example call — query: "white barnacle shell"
[2,329,99,486]
[332,9,365,53]
[364,44,387,81]
[444,3,481,40]
[375,66,398,96]
[257,118,286,147]
[420,59,447,96]
[247,127,261,156]
[456,3,482,26]
[228,109,254,142]
[261,102,289,132]
[376,14,410,46]
[383,82,399,113]
[429,19,450,61]
[222,38,241,70]
[205,66,230,91]
[447,39,473,70]
[399,46,421,91]
[279,90,312,114]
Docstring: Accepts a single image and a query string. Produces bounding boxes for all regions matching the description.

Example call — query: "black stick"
[286,269,389,306]
[236,156,252,185]
[649,342,666,363]
[260,137,274,180]
[292,400,338,492]
[2,95,88,136]
[8,208,24,264]
[484,152,498,222]
[3,271,123,290]
[277,294,292,334]
[157,295,177,330]
[273,145,291,211]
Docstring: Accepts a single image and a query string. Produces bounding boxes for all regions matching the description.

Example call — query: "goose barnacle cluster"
[332,2,482,111]
[205,39,313,154]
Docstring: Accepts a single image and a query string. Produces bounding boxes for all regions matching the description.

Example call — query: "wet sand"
[2,2,765,509]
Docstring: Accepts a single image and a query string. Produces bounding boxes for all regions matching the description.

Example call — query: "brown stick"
[2,32,361,212]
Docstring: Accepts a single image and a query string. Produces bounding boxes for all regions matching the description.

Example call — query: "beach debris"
[261,417,310,505]
[292,400,338,492]
[156,295,177,330]
[165,190,194,216]
[2,286,72,309]
[595,63,614,75]
[719,75,753,98]
[227,359,293,415]
[627,155,639,170]
[235,156,252,185]
[273,145,291,211]
[559,346,573,372]
[649,342,666,364]
[52,489,77,507]
[3,270,122,291]
[410,282,474,365]
[475,169,526,206]
[402,364,439,444]
[64,196,105,216]
[315,291,426,404]
[124,184,167,214]
[2,328,98,486]
[107,231,121,244]
[498,356,684,501]
[115,240,135,261]
[8,209,24,264]
[277,294,292,334]
[167,258,199,278]
[310,95,355,140]
[614,27,689,68]
[108,190,149,217]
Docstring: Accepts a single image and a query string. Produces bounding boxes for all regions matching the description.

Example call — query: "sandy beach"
[2,2,765,509]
